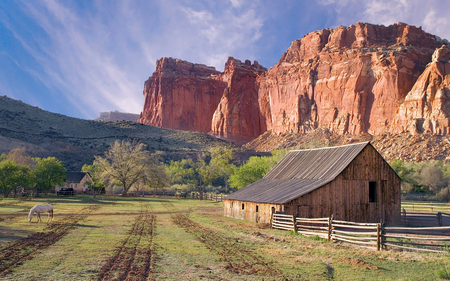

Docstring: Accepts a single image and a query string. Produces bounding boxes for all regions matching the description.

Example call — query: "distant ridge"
[95,111,139,122]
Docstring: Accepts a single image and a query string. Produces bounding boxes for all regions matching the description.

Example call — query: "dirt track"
[0,204,101,276]
[97,207,156,281]
[166,201,281,277]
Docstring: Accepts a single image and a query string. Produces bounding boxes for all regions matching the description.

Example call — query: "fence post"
[327,214,333,242]
[376,223,381,251]
[438,212,443,227]
[293,215,297,233]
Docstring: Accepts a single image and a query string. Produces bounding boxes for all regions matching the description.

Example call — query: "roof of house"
[66,172,89,183]
[226,142,371,204]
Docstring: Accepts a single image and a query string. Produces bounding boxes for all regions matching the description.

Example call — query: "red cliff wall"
[139,23,448,143]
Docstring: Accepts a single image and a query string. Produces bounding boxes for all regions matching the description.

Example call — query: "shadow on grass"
[0,226,36,242]
[74,224,101,228]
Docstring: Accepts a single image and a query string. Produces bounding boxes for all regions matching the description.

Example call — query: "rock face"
[211,58,267,143]
[139,22,449,143]
[138,57,227,133]
[390,45,450,135]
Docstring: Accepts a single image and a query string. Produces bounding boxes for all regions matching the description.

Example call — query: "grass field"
[0,196,449,280]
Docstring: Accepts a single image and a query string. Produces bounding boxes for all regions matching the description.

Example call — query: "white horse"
[28,204,54,222]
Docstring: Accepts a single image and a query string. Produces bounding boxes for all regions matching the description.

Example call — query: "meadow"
[0,196,448,280]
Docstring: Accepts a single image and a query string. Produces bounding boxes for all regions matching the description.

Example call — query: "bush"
[437,187,450,202]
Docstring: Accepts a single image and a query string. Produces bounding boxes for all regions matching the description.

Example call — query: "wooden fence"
[401,210,450,227]
[272,214,450,253]
[401,202,450,213]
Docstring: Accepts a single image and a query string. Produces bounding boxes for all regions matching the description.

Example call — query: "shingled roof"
[226,142,370,204]
[66,172,89,183]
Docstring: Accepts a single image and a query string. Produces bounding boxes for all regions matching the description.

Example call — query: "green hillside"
[0,95,238,170]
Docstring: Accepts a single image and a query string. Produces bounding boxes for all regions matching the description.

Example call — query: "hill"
[0,95,239,170]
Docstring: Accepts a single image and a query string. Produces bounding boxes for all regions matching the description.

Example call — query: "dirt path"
[97,207,156,281]
[0,204,101,276]
[164,201,281,278]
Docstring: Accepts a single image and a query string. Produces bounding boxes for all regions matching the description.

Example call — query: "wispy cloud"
[1,0,449,120]
[0,0,265,118]
[319,0,450,40]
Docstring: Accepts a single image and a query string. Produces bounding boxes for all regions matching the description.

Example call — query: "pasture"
[0,196,448,280]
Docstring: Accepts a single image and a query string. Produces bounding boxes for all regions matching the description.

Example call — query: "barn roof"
[226,142,371,204]
[66,172,88,183]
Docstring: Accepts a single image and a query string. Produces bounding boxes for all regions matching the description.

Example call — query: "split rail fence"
[401,202,450,213]
[272,213,450,253]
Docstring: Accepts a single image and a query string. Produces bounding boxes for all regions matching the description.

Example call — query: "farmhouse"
[224,142,401,224]
[55,172,92,194]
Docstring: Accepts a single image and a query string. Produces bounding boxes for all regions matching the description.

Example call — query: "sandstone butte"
[138,22,450,145]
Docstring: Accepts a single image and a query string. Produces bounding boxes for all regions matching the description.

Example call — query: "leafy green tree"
[82,163,105,197]
[229,156,270,189]
[0,160,33,197]
[166,159,196,186]
[208,148,235,193]
[94,140,151,196]
[229,150,286,190]
[33,157,66,195]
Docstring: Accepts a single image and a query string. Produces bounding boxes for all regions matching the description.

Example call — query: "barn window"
[256,205,259,212]
[271,207,275,214]
[242,203,245,210]
[369,181,377,202]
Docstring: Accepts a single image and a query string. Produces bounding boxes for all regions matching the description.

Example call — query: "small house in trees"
[55,172,92,194]
[224,142,401,224]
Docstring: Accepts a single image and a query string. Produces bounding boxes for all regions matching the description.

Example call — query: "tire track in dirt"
[97,205,156,281]
[165,202,282,277]
[0,204,102,276]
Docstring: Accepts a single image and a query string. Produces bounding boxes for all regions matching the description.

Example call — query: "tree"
[94,140,151,196]
[166,159,196,186]
[418,163,447,194]
[0,160,33,197]
[229,150,286,189]
[33,157,66,195]
[144,163,169,197]
[7,148,34,167]
[82,163,105,197]
[229,156,270,189]
[208,148,235,193]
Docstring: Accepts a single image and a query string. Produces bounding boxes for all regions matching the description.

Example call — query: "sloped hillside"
[0,95,238,170]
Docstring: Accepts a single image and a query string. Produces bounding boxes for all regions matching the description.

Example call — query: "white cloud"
[1,0,266,118]
[319,0,450,40]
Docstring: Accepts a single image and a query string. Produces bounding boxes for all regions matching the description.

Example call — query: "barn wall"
[286,145,401,224]
[224,199,282,224]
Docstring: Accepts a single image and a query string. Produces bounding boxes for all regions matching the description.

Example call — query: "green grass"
[0,196,449,280]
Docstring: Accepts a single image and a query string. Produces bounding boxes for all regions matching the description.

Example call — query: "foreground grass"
[0,196,448,280]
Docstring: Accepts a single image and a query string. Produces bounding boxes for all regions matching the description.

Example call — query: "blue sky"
[1,0,449,120]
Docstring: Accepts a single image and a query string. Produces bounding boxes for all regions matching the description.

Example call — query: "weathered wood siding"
[286,145,401,224]
[223,199,283,224]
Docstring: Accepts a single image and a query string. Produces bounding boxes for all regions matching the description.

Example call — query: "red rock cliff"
[139,22,448,143]
[390,45,450,135]
[138,57,226,133]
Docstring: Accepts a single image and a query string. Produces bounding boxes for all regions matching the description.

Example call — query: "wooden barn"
[224,142,401,225]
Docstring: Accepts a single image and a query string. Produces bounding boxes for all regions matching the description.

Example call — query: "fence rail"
[272,213,450,253]
[401,202,450,213]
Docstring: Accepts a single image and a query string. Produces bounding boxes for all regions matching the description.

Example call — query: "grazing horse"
[28,204,54,222]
